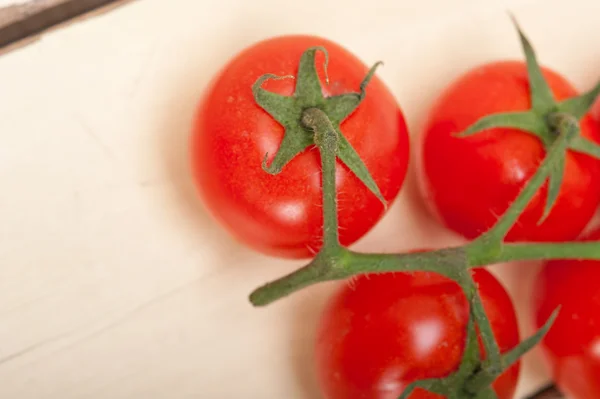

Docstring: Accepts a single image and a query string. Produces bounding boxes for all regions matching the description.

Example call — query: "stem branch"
[250,241,600,306]
[249,256,336,306]
[475,113,577,247]
[247,36,600,398]
[477,241,600,264]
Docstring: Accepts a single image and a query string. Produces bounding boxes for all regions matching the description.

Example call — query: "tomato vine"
[241,15,600,399]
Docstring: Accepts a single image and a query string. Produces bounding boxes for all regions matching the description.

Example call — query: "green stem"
[452,272,502,392]
[468,283,501,370]
[249,241,600,306]
[465,359,500,395]
[246,27,600,396]
[250,248,465,306]
[474,112,577,249]
[470,241,600,265]
[342,247,468,277]
[475,387,499,399]
[249,255,336,306]
[301,107,340,248]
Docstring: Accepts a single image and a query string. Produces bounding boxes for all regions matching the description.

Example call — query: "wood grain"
[0,0,127,50]
[0,0,596,397]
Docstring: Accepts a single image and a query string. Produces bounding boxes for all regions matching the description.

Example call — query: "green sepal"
[558,80,600,119]
[252,46,387,206]
[569,135,600,158]
[461,309,558,397]
[337,134,386,206]
[468,289,501,367]
[455,111,549,139]
[294,46,329,102]
[475,387,499,399]
[537,113,580,223]
[510,14,556,112]
[539,156,565,224]
[261,127,314,174]
[252,74,308,174]
[501,307,559,367]
[321,61,383,122]
[329,62,387,207]
[456,304,482,379]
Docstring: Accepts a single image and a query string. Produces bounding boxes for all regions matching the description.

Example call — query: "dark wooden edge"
[0,0,129,52]
[523,383,564,399]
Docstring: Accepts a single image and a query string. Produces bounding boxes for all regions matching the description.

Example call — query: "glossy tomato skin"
[593,97,600,125]
[532,227,600,399]
[417,61,600,242]
[191,36,409,259]
[315,268,520,399]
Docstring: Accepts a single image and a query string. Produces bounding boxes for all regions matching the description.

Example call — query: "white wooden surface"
[1,0,598,397]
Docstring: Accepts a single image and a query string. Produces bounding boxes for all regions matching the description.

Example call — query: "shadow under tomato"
[402,160,439,226]
[154,22,273,267]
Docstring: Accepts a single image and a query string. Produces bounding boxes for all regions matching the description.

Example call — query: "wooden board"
[1,0,595,397]
[0,0,127,50]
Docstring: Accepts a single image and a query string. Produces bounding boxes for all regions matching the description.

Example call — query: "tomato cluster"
[189,25,600,399]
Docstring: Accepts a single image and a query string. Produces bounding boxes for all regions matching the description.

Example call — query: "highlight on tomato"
[190,35,410,259]
[314,267,520,399]
[532,227,600,399]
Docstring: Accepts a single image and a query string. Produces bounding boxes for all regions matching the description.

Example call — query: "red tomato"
[593,97,600,124]
[532,227,600,399]
[417,61,600,242]
[190,36,409,259]
[315,268,520,399]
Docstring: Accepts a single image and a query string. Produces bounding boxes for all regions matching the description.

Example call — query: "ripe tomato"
[593,96,600,124]
[314,268,520,399]
[532,227,600,399]
[190,36,409,259]
[417,61,600,242]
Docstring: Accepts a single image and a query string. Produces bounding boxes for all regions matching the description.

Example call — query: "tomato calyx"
[252,46,387,206]
[400,298,559,399]
[465,114,579,262]
[398,309,486,399]
[456,15,600,222]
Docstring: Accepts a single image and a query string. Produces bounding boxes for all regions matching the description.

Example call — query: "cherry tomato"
[315,268,520,399]
[592,96,600,124]
[190,36,409,259]
[532,227,600,399]
[417,61,600,242]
